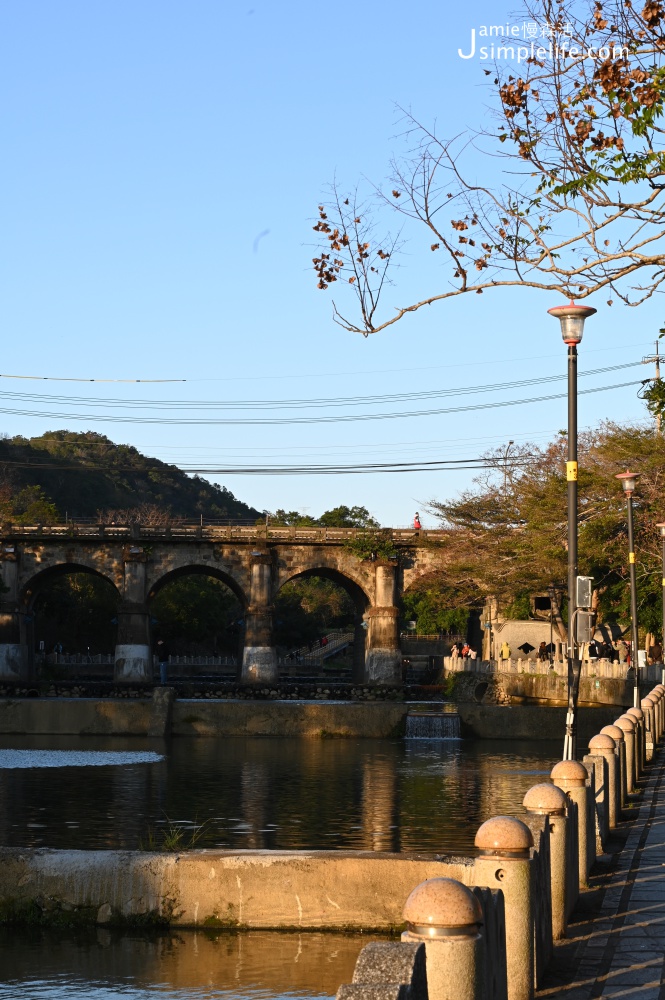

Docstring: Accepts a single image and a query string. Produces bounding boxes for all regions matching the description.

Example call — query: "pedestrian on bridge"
[413,512,421,530]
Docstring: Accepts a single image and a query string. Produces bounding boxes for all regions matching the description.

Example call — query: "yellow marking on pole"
[567,461,578,481]
[629,552,636,564]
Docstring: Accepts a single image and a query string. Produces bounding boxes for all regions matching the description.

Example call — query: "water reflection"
[0,928,369,1000]
[0,734,557,854]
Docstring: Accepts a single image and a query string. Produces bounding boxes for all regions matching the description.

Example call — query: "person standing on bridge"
[413,512,421,530]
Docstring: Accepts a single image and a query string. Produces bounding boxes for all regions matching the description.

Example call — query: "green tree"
[151,576,242,654]
[318,505,379,528]
[274,576,356,649]
[267,505,379,528]
[401,581,470,635]
[0,484,59,524]
[425,422,665,638]
[33,573,119,653]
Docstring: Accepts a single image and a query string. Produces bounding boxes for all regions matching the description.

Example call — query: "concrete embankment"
[0,693,631,739]
[0,695,408,738]
[457,703,622,742]
[0,848,467,930]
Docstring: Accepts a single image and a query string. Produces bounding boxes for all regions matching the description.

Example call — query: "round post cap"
[523,782,567,815]
[627,707,645,721]
[588,734,617,753]
[551,760,588,787]
[403,878,483,937]
[600,724,624,743]
[615,715,636,733]
[641,698,655,709]
[475,816,534,856]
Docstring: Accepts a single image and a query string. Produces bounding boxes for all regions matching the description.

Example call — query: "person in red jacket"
[413,512,421,530]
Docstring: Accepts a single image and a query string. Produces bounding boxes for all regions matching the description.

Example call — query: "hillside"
[0,431,262,522]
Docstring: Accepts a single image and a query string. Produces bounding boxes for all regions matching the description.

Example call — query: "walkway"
[539,744,665,1000]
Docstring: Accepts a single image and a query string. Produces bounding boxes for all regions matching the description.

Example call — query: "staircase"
[284,631,355,664]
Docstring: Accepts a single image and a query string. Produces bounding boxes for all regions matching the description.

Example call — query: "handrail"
[0,522,446,543]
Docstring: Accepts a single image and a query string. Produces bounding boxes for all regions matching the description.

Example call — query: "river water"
[0,733,559,998]
[0,734,558,853]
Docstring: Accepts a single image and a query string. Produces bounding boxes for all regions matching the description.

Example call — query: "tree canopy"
[423,421,665,638]
[0,431,261,522]
[267,505,379,528]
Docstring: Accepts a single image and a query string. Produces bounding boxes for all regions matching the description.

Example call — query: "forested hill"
[0,431,262,522]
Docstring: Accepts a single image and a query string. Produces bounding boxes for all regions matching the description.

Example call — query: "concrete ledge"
[0,848,470,929]
[458,704,625,741]
[0,698,408,737]
[172,700,407,738]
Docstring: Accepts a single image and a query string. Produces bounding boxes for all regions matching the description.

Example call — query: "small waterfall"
[405,712,461,739]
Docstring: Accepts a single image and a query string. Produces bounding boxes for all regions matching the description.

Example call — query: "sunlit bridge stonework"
[0,522,445,685]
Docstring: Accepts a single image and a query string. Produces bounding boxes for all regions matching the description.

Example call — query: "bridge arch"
[21,562,121,611]
[275,566,370,609]
[147,564,248,607]
[19,563,122,665]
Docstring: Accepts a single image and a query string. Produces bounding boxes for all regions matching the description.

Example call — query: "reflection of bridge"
[0,523,444,685]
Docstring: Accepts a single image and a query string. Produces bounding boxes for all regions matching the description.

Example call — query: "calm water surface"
[0,928,376,1000]
[0,734,558,853]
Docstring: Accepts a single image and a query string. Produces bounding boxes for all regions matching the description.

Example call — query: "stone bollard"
[600,725,626,819]
[474,816,534,1000]
[626,707,646,775]
[551,760,592,887]
[588,732,619,829]
[641,697,656,759]
[401,878,484,1000]
[523,783,568,941]
[615,715,637,795]
[653,685,665,739]
[648,689,662,745]
[651,688,664,742]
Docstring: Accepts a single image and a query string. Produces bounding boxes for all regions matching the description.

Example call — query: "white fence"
[445,656,665,682]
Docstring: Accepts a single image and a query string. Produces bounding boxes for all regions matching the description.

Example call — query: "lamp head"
[547,301,597,345]
[657,522,665,539]
[615,470,640,495]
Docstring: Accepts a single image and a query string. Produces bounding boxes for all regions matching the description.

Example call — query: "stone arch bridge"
[0,523,446,684]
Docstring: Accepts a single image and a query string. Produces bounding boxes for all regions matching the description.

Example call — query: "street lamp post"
[616,471,641,707]
[657,522,665,682]
[548,301,597,760]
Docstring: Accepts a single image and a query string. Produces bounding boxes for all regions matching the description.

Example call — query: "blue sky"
[0,1,659,525]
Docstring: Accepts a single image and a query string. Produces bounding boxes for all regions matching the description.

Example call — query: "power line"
[0,456,536,476]
[0,340,655,384]
[0,362,641,411]
[0,379,642,426]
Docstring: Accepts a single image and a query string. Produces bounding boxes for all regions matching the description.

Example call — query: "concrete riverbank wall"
[0,696,408,738]
[0,849,469,930]
[0,694,630,739]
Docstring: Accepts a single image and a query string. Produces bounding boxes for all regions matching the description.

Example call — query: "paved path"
[539,746,665,1000]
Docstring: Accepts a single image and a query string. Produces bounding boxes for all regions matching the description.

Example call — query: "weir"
[405,709,461,739]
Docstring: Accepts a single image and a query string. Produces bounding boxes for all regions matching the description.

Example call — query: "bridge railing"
[0,522,446,543]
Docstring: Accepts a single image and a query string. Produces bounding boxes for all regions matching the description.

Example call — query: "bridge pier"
[114,604,152,683]
[0,550,30,682]
[364,563,401,685]
[240,553,278,684]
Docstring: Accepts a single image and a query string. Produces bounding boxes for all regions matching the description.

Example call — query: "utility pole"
[643,339,663,435]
